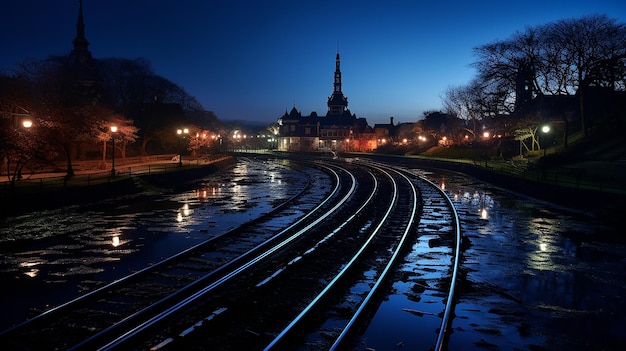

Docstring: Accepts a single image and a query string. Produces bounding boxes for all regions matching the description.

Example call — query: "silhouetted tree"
[449,14,626,141]
[420,111,466,143]
[13,57,103,177]
[97,57,217,154]
[547,15,626,135]
[442,81,485,139]
[0,73,58,184]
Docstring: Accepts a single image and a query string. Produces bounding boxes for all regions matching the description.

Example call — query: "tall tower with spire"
[327,52,349,116]
[67,0,101,103]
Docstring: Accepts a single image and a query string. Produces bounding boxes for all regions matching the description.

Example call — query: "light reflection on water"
[359,171,626,350]
[0,159,307,330]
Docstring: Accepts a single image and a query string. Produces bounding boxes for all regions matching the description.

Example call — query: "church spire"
[67,0,101,104]
[327,51,348,116]
[72,0,90,56]
[333,52,342,94]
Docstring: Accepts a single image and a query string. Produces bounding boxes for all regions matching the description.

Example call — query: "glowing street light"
[110,126,118,177]
[22,119,33,129]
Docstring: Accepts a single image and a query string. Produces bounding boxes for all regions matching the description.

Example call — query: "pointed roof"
[69,0,92,65]
[289,106,301,117]
[327,52,348,115]
[67,0,102,103]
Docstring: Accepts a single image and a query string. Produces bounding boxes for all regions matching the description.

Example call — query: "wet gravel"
[2,157,625,351]
[356,168,626,351]
[0,158,307,330]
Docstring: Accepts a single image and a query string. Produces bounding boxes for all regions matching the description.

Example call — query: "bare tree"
[548,15,626,135]
[465,14,626,143]
[442,79,493,140]
[13,58,100,177]
[0,74,58,185]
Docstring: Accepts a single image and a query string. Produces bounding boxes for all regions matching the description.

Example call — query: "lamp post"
[110,126,118,177]
[541,125,551,178]
[541,125,550,157]
[16,119,33,180]
[177,128,189,166]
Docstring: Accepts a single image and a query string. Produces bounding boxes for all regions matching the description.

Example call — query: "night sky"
[2,0,625,125]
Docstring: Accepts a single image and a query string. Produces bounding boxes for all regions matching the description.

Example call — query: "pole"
[179,142,183,167]
[111,136,116,177]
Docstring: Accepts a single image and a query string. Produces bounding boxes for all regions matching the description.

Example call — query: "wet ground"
[1,158,625,351]
[0,158,307,330]
[357,168,626,351]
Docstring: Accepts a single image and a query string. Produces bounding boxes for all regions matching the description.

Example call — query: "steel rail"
[419,173,462,351]
[346,159,462,350]
[95,165,358,351]
[65,163,344,351]
[264,162,415,350]
[329,163,419,350]
[0,160,318,338]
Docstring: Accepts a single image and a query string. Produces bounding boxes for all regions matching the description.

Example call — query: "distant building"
[373,117,396,147]
[277,53,376,152]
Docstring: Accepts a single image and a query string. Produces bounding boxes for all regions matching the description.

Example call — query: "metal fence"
[1,155,231,197]
[480,158,626,195]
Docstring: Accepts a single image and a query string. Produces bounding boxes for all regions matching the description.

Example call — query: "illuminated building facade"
[277,53,376,152]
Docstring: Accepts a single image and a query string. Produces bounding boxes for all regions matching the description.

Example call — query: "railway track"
[1,158,462,351]
[0,160,344,350]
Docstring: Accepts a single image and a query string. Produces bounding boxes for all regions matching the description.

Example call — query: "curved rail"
[330,164,419,350]
[3,157,463,350]
[94,164,358,350]
[1,161,344,350]
[263,162,419,350]
[1,161,315,335]
[351,159,462,350]
[262,166,381,350]
[424,174,462,351]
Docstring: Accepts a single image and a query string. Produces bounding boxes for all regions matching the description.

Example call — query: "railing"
[479,158,626,195]
[0,155,231,197]
[409,154,625,195]
[229,148,276,154]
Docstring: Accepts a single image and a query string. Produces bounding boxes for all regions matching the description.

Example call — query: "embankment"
[1,157,236,218]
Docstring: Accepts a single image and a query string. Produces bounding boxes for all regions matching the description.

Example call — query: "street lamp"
[177,128,189,166]
[110,126,118,177]
[22,119,33,129]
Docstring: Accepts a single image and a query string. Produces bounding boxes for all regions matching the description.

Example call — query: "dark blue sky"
[2,1,625,125]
